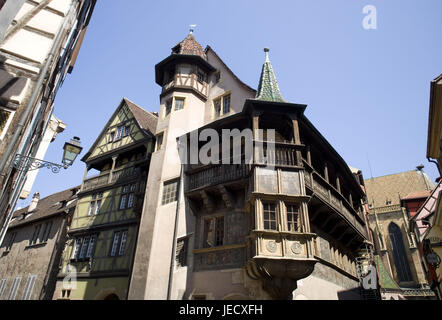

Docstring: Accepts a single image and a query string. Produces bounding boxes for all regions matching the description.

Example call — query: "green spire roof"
[255,48,285,102]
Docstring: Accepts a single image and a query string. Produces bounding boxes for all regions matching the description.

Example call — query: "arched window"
[388,223,412,282]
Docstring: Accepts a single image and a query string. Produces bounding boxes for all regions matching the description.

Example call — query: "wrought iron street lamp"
[12,136,83,173]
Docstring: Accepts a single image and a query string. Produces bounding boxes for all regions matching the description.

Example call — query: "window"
[156,132,164,151]
[119,184,136,210]
[223,94,231,114]
[176,237,188,268]
[7,276,21,300]
[22,275,36,300]
[0,279,7,299]
[110,230,128,257]
[203,216,224,248]
[71,235,96,260]
[108,131,115,143]
[124,125,131,137]
[263,203,277,230]
[0,108,14,140]
[214,71,221,84]
[116,125,125,140]
[30,225,42,246]
[41,221,52,242]
[214,98,221,118]
[389,223,413,282]
[5,232,16,251]
[61,289,71,300]
[386,200,392,205]
[197,71,206,83]
[161,179,178,205]
[286,204,301,232]
[165,99,172,117]
[89,192,103,215]
[213,93,231,118]
[174,97,185,111]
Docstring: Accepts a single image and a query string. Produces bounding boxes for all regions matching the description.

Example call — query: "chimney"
[28,192,40,212]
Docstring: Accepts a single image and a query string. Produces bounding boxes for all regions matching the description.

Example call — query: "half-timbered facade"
[53,98,157,300]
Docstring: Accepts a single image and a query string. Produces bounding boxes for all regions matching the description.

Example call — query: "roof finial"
[264,47,270,62]
[189,24,196,34]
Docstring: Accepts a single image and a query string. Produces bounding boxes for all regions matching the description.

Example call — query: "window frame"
[161,179,179,206]
[212,92,232,119]
[110,230,128,257]
[286,203,301,232]
[262,202,278,231]
[89,192,103,215]
[119,184,136,210]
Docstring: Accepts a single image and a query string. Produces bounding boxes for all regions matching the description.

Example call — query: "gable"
[84,101,150,162]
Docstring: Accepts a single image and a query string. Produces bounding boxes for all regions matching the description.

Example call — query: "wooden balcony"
[303,161,367,238]
[254,141,301,167]
[81,166,142,192]
[187,164,250,191]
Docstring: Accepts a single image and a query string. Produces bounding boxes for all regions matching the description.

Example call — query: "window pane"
[263,203,277,230]
[111,232,120,256]
[287,205,300,232]
[88,202,95,216]
[162,180,178,205]
[86,236,96,258]
[127,193,134,208]
[174,98,184,111]
[223,95,231,114]
[214,99,221,117]
[165,100,172,116]
[120,195,127,209]
[119,231,127,256]
[95,200,102,214]
[79,236,90,258]
[72,238,82,259]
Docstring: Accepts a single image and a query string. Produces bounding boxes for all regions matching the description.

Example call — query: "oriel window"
[263,203,277,230]
[286,204,301,232]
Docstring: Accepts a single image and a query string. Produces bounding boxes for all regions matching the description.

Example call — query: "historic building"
[409,74,442,300]
[0,186,78,300]
[52,98,157,300]
[0,0,96,245]
[129,31,371,300]
[365,169,436,299]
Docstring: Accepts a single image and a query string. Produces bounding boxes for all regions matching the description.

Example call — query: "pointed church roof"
[171,32,206,59]
[255,48,285,102]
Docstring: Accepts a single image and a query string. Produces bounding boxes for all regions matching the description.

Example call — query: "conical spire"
[255,48,285,102]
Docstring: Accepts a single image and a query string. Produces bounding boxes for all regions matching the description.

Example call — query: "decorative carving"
[12,154,65,173]
[291,241,303,255]
[266,241,277,253]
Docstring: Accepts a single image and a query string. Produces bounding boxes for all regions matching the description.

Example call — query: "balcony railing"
[187,164,250,191]
[304,163,367,238]
[162,73,209,98]
[254,141,299,167]
[81,166,142,192]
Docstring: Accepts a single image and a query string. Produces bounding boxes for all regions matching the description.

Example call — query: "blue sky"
[17,0,442,208]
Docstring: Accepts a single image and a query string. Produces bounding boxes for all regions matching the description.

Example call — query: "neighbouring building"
[129,31,372,300]
[52,98,157,300]
[408,74,442,300]
[0,186,79,300]
[365,169,436,299]
[0,0,96,245]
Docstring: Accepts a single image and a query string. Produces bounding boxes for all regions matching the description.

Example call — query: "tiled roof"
[402,190,432,201]
[123,97,158,134]
[9,186,80,228]
[172,33,206,59]
[374,255,401,290]
[364,170,435,209]
[255,48,285,102]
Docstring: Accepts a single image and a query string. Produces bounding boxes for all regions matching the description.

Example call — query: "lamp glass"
[62,141,82,166]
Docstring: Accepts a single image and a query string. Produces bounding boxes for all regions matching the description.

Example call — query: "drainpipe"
[0,0,78,244]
